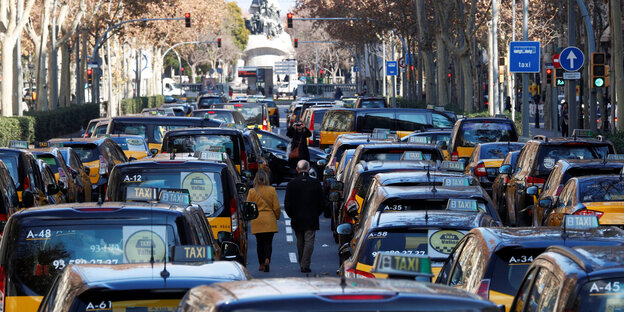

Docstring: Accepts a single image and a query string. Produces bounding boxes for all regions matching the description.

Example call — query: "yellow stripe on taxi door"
[489,290,515,311]
[207,216,232,237]
[6,295,43,312]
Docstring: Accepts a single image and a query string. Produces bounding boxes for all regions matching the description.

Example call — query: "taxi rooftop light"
[126,186,158,202]
[563,215,599,231]
[447,198,479,212]
[195,151,225,162]
[371,252,433,281]
[401,151,423,161]
[8,140,28,149]
[607,154,624,160]
[408,136,429,144]
[159,189,191,206]
[443,177,470,187]
[172,245,214,263]
[439,160,465,172]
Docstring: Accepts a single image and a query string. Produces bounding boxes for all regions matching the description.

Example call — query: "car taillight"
[344,189,358,223]
[477,279,490,299]
[451,151,459,161]
[345,267,375,278]
[234,104,243,107]
[241,150,247,170]
[98,155,108,175]
[262,117,268,131]
[574,209,604,219]
[474,163,487,177]
[230,198,239,240]
[526,176,546,185]
[320,294,394,301]
[0,264,6,310]
[23,175,30,191]
[504,176,510,184]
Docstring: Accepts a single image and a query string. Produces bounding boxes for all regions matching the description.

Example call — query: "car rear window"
[359,99,385,108]
[67,144,100,163]
[12,223,177,296]
[379,198,488,213]
[457,121,517,147]
[357,112,394,132]
[479,143,524,160]
[361,149,440,162]
[489,248,544,295]
[166,134,240,163]
[71,289,186,312]
[110,138,148,152]
[112,124,148,138]
[396,111,430,131]
[37,155,59,172]
[238,105,263,125]
[196,111,235,124]
[322,111,354,132]
[198,97,222,109]
[313,110,327,130]
[580,179,624,202]
[432,112,455,128]
[534,145,611,178]
[0,154,19,183]
[574,278,624,311]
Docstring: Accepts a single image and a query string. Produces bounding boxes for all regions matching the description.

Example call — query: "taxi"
[447,117,518,162]
[435,216,624,310]
[57,147,92,202]
[0,141,48,207]
[326,132,397,172]
[38,260,251,312]
[542,175,624,227]
[259,98,279,127]
[464,142,524,194]
[337,199,499,279]
[0,197,229,312]
[106,154,258,264]
[210,102,271,131]
[511,244,624,312]
[526,159,624,226]
[48,137,127,199]
[108,134,152,160]
[31,146,81,203]
[191,108,247,127]
[491,150,521,222]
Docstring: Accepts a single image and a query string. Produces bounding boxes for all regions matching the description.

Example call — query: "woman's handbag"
[289,144,300,159]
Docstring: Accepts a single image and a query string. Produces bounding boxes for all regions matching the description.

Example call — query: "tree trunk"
[436,34,448,108]
[59,42,70,107]
[48,32,59,110]
[460,54,474,112]
[1,39,16,116]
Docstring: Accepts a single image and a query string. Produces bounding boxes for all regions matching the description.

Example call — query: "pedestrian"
[293,87,297,100]
[285,160,325,273]
[334,87,343,100]
[246,170,280,272]
[286,121,311,170]
[560,101,569,137]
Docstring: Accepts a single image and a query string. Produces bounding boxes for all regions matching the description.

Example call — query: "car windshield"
[457,121,517,147]
[580,179,624,202]
[574,278,624,311]
[110,137,148,152]
[119,169,224,217]
[489,248,544,296]
[535,145,611,178]
[12,224,176,297]
[0,154,19,184]
[198,97,222,109]
[68,144,99,163]
[479,143,524,160]
[167,134,239,162]
[153,126,193,144]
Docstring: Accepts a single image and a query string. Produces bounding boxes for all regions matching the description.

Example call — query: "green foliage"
[25,104,99,141]
[605,131,624,153]
[120,95,165,115]
[227,2,249,51]
[0,116,36,147]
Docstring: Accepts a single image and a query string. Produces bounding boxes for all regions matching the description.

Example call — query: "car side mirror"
[499,164,512,175]
[317,159,327,167]
[218,231,234,245]
[539,197,553,209]
[22,190,35,208]
[47,183,60,195]
[150,149,159,155]
[330,181,344,191]
[337,223,353,235]
[526,186,539,196]
[128,157,137,162]
[328,191,342,202]
[242,202,259,221]
[236,182,248,195]
[221,242,241,261]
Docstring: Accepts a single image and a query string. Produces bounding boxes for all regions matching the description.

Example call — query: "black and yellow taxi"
[31,146,81,203]
[36,160,66,205]
[0,161,19,225]
[464,142,524,194]
[511,244,624,312]
[178,276,501,312]
[0,141,47,208]
[326,133,398,173]
[191,109,247,127]
[541,175,624,227]
[48,137,127,199]
[337,197,499,280]
[108,134,152,160]
[104,116,221,152]
[0,195,229,312]
[527,159,624,226]
[259,98,279,127]
[447,117,518,162]
[491,150,521,222]
[210,102,271,131]
[435,216,624,310]
[504,134,614,226]
[57,147,92,202]
[106,154,258,264]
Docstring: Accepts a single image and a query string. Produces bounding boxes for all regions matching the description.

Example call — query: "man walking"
[285,160,325,273]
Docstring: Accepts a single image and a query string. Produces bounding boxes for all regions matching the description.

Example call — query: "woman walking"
[246,170,280,272]
[286,121,311,170]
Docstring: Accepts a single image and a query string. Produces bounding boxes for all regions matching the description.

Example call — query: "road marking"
[289,252,298,263]
[285,219,291,226]
[286,226,293,234]
[286,235,293,242]
[283,210,289,219]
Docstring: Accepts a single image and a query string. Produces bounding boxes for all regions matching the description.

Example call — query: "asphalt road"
[246,100,340,278]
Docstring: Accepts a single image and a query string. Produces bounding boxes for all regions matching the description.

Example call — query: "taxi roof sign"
[447,198,479,212]
[35,141,49,148]
[8,140,28,149]
[159,189,191,206]
[608,154,624,160]
[196,151,225,162]
[372,128,390,140]
[408,136,429,144]
[439,161,465,172]
[572,129,592,137]
[172,245,214,263]
[371,252,433,279]
[126,186,158,202]
[564,215,599,230]
[401,151,423,161]
[443,177,470,187]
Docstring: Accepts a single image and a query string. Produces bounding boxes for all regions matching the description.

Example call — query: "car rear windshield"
[359,99,385,108]
[359,230,429,265]
[71,289,187,312]
[37,155,59,172]
[263,101,276,107]
[313,110,328,131]
[361,149,440,162]
[379,198,488,213]
[110,137,147,152]
[534,145,611,178]
[322,111,354,132]
[457,121,517,147]
[166,134,240,162]
[489,248,544,295]
[198,97,222,109]
[118,169,225,217]
[0,153,19,184]
[479,143,524,160]
[196,111,235,124]
[12,224,176,297]
[562,167,623,186]
[238,105,263,125]
[574,278,624,311]
[67,144,99,163]
[432,112,455,129]
[579,179,624,202]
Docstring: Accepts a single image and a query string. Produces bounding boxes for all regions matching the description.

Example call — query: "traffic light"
[294,38,298,48]
[306,69,310,76]
[86,69,93,84]
[319,69,323,75]
[555,68,565,86]
[181,67,184,72]
[546,68,552,84]
[217,38,221,48]
[184,13,191,28]
[287,13,293,28]
[591,52,606,88]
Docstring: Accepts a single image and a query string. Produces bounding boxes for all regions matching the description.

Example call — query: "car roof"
[119,158,227,169]
[374,210,489,229]
[557,159,624,169]
[0,148,34,156]
[527,137,611,145]
[378,185,488,200]
[459,117,513,123]
[358,160,436,172]
[543,245,624,277]
[572,175,624,184]
[355,143,440,152]
[410,130,452,135]
[477,142,525,148]
[373,171,472,186]
[48,137,108,144]
[162,127,243,136]
[10,202,187,219]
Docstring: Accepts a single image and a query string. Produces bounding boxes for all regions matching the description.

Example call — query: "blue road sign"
[386,61,398,76]
[353,65,358,72]
[509,41,541,73]
[559,46,584,72]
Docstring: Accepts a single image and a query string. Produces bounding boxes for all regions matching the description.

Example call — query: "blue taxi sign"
[439,161,465,172]
[408,136,429,144]
[172,245,213,263]
[608,154,624,160]
[159,189,191,206]
[8,140,28,149]
[401,151,423,161]
[443,177,470,187]
[447,199,479,212]
[564,215,599,230]
[126,186,158,202]
[371,252,433,280]
[509,41,541,73]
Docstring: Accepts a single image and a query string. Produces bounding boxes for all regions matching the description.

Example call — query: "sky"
[233,0,296,15]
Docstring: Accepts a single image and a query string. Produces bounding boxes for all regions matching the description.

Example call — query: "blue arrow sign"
[386,61,398,76]
[509,41,541,73]
[559,46,584,72]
